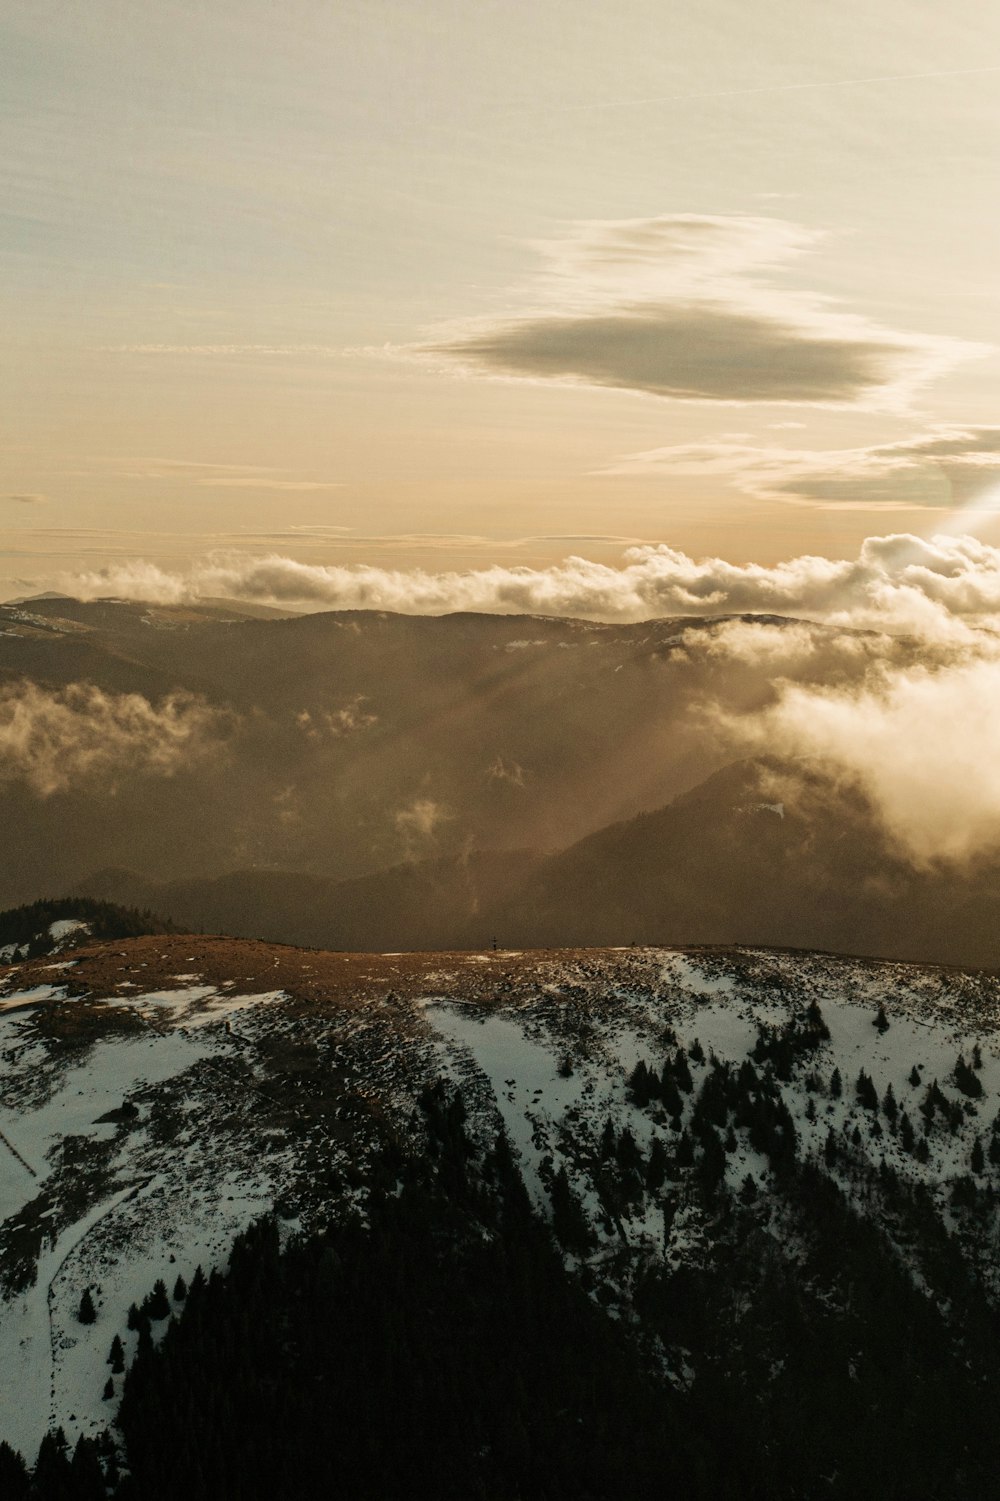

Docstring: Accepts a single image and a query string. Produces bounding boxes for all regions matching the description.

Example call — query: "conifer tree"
[739,1173,758,1204]
[973,1043,984,1071]
[0,1441,28,1501]
[146,1278,171,1320]
[78,1287,96,1324]
[688,1038,705,1065]
[900,1112,915,1154]
[126,1301,142,1331]
[108,1333,125,1373]
[909,1065,921,1087]
[874,1003,890,1034]
[915,1136,931,1164]
[173,1273,187,1302]
[882,1083,898,1127]
[103,1376,114,1400]
[972,1136,986,1175]
[830,1067,842,1099]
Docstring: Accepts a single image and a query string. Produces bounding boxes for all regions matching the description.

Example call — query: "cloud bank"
[58,532,1000,639]
[0,683,229,797]
[419,215,981,408]
[717,658,1000,867]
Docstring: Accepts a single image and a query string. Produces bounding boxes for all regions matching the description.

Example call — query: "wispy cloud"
[6,493,46,505]
[416,215,983,410]
[603,425,1000,510]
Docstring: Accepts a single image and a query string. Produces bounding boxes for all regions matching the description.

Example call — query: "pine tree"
[0,1441,28,1501]
[874,1003,890,1033]
[599,1118,616,1160]
[103,1376,114,1400]
[688,1038,705,1065]
[972,1136,986,1175]
[146,1278,171,1320]
[78,1287,96,1324]
[883,1083,898,1127]
[915,1136,931,1164]
[955,1054,984,1098]
[830,1067,842,1099]
[645,1136,668,1191]
[909,1065,921,1087]
[126,1301,142,1331]
[108,1333,125,1373]
[173,1274,188,1302]
[973,1043,984,1071]
[739,1173,758,1204]
[675,1130,695,1168]
[824,1128,837,1167]
[855,1070,879,1112]
[990,1134,1000,1168]
[900,1112,915,1153]
[805,1097,817,1123]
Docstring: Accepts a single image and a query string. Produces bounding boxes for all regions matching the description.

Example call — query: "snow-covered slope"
[3,934,1000,1461]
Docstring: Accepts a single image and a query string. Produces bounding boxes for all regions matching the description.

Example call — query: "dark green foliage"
[172,1274,187,1302]
[549,1166,593,1253]
[144,1279,171,1321]
[739,1173,758,1204]
[874,1003,889,1033]
[126,1302,142,1332]
[955,1054,984,1098]
[915,1136,931,1164]
[971,1136,985,1175]
[0,897,176,956]
[108,1333,125,1373]
[752,1003,830,1081]
[900,1112,915,1154]
[688,1037,705,1065]
[103,1376,114,1400]
[882,1083,898,1127]
[0,1441,28,1500]
[830,1067,842,1099]
[855,1071,879,1112]
[77,1287,96,1325]
[114,1186,719,1501]
[672,1048,694,1094]
[645,1136,668,1191]
[909,1065,922,1087]
[973,1043,983,1071]
[675,1129,695,1168]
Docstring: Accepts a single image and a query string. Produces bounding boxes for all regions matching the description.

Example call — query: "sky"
[5,0,1000,605]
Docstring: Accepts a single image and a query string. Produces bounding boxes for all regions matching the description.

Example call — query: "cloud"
[418,215,981,408]
[296,699,377,739]
[605,425,1000,510]
[0,682,230,797]
[55,532,1000,640]
[6,493,46,505]
[393,796,452,856]
[486,755,528,788]
[716,657,1000,867]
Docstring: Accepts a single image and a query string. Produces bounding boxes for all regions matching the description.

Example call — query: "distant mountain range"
[5,596,1000,969]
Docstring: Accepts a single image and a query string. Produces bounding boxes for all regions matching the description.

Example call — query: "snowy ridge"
[4,936,1000,1459]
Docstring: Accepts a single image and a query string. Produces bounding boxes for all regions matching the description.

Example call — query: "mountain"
[4,932,1000,1495]
[0,597,889,906]
[77,757,1000,968]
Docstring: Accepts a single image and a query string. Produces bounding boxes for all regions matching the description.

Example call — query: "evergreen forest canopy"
[8,1060,1000,1501]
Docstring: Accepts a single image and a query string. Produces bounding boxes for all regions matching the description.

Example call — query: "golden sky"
[5,0,1000,604]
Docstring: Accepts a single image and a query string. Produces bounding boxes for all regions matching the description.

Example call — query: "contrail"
[562,64,1000,113]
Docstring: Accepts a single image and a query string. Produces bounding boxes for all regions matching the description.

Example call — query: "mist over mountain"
[5,595,1000,969]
